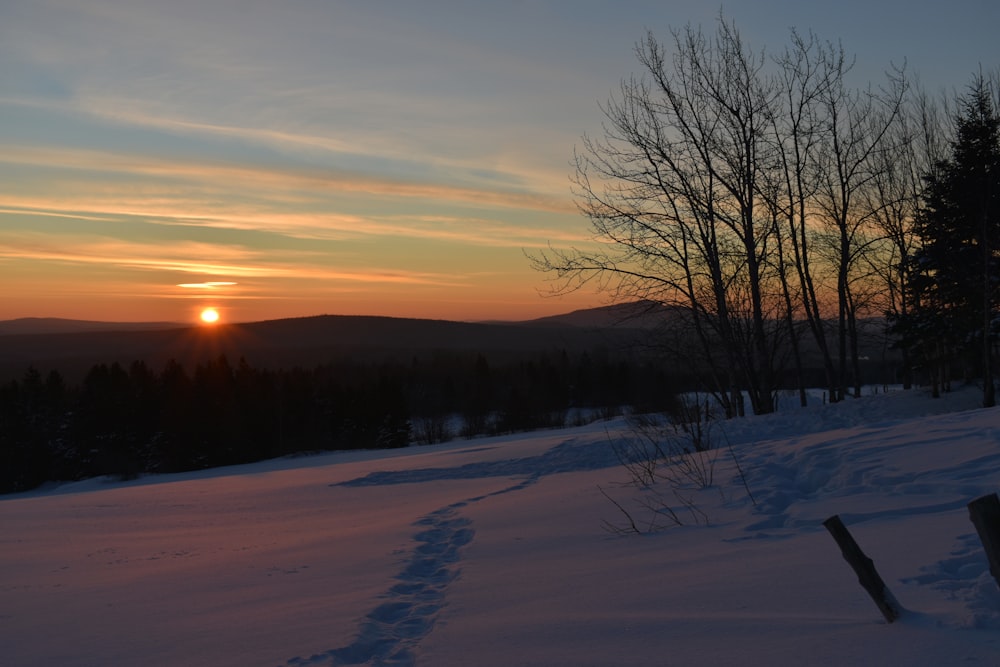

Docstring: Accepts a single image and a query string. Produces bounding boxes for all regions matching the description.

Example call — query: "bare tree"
[531,15,932,412]
[766,31,843,403]
[811,59,908,399]
[531,17,783,415]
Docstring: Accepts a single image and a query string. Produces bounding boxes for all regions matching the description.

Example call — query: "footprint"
[281,479,530,666]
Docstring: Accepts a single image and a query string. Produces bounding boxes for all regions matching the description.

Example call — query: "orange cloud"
[177,281,239,289]
[0,231,466,287]
[0,144,590,250]
[0,197,588,249]
[0,144,575,215]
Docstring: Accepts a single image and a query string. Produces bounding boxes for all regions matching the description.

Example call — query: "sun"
[200,307,220,324]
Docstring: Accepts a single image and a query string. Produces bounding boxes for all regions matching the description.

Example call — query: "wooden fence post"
[968,493,1000,591]
[823,514,901,623]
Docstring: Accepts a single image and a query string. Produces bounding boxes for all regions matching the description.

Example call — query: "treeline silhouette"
[0,348,677,494]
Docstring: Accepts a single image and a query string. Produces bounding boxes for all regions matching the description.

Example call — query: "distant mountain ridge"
[0,303,662,337]
[0,308,654,382]
[516,300,675,329]
[0,305,896,384]
[0,318,185,336]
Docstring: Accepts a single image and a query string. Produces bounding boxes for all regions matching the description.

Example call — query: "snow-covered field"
[3,385,1000,666]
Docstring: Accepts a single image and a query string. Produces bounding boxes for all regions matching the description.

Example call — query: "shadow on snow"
[278,438,613,666]
[331,437,621,489]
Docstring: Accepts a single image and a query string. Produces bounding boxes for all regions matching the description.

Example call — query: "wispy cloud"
[0,234,278,277]
[0,206,117,223]
[0,143,575,214]
[177,281,238,289]
[0,144,586,248]
[0,231,465,287]
[1,195,586,250]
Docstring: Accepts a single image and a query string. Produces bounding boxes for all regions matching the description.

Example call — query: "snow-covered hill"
[3,385,999,666]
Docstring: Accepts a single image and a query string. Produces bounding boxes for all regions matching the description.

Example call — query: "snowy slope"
[2,385,1000,666]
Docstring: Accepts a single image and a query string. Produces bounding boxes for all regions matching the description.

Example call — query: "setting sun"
[200,307,220,324]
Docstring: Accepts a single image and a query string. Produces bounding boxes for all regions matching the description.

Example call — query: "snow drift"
[3,385,1000,666]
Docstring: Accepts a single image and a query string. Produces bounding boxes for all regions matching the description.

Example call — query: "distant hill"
[0,318,184,336]
[0,304,898,384]
[516,300,675,329]
[0,302,668,337]
[0,311,650,382]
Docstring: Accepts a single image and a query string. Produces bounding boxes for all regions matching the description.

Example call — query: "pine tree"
[901,76,1000,405]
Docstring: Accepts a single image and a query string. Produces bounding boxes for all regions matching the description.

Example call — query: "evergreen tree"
[900,76,1000,405]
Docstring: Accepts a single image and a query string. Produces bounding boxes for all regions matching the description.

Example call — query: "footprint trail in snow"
[282,478,536,667]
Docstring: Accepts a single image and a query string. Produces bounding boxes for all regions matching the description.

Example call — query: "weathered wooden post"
[968,493,1000,591]
[823,514,901,623]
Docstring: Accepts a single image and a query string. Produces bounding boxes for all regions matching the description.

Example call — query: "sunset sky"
[2,1,997,324]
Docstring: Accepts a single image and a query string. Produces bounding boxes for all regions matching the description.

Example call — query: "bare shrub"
[601,394,754,535]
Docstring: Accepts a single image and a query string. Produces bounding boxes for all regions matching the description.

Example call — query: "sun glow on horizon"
[200,307,220,324]
[179,281,239,289]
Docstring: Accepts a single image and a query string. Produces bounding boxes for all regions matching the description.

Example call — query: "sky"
[1,0,997,324]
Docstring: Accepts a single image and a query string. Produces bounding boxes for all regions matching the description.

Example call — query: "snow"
[3,385,1000,665]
